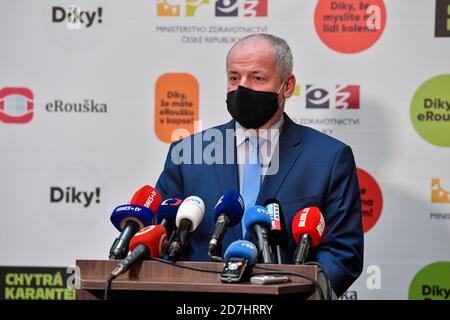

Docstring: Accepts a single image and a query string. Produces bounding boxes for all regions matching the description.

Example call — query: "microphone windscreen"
[265,202,282,231]
[129,185,162,213]
[243,205,272,233]
[292,206,326,247]
[263,198,281,207]
[158,197,184,222]
[223,240,258,265]
[214,190,244,226]
[129,224,168,258]
[110,204,155,231]
[175,196,205,231]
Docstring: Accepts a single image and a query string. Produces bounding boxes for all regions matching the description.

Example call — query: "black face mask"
[226,85,284,129]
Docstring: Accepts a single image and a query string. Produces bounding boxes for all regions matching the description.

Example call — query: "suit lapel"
[212,120,241,239]
[256,113,303,204]
[212,120,239,193]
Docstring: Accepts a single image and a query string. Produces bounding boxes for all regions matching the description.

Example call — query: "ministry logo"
[435,0,450,37]
[216,0,267,17]
[432,179,450,203]
[157,0,268,17]
[305,85,360,109]
[430,179,450,220]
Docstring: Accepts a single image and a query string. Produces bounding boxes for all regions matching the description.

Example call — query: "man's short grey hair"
[226,33,294,82]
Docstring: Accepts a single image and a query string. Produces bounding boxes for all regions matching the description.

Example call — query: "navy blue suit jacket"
[156,113,364,296]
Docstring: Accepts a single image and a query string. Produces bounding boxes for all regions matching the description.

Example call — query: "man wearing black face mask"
[156,33,364,298]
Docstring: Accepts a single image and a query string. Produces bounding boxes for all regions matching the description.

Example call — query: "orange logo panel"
[155,73,199,143]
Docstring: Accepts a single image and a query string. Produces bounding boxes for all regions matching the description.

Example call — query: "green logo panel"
[408,261,450,300]
[410,74,450,147]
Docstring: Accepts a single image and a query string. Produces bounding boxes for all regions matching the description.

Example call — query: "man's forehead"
[227,37,276,69]
[229,37,274,57]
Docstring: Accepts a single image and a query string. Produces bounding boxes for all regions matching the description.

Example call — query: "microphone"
[129,185,162,210]
[243,205,273,264]
[264,198,288,264]
[292,207,326,264]
[110,224,168,279]
[167,196,205,261]
[157,197,184,236]
[109,185,161,260]
[220,240,258,283]
[208,190,244,260]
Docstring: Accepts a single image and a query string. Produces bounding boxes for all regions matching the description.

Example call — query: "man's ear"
[283,74,297,99]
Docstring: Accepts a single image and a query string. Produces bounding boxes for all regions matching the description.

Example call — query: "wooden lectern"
[75,260,322,301]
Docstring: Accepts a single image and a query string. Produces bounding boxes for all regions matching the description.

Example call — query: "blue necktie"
[242,136,261,239]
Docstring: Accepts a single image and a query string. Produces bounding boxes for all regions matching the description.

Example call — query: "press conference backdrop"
[0,0,449,300]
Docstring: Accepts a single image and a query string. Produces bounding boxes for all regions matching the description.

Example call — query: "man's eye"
[229,76,238,81]
[255,76,264,81]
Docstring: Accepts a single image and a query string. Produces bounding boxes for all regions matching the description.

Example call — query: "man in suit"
[156,33,363,297]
